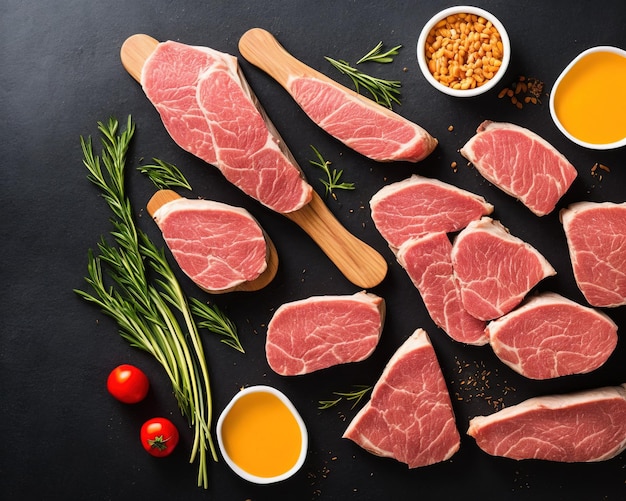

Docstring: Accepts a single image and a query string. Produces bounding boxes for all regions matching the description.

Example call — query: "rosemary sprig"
[309,145,354,199]
[74,116,216,489]
[318,385,372,410]
[138,158,192,190]
[191,298,244,353]
[356,41,403,64]
[325,56,402,108]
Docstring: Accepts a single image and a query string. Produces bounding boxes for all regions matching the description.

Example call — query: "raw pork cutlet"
[152,197,268,292]
[486,292,618,379]
[561,201,626,307]
[141,41,312,213]
[451,217,556,321]
[287,77,437,163]
[343,329,460,468]
[396,233,487,345]
[460,121,577,216]
[468,384,626,462]
[370,174,493,249]
[265,292,385,376]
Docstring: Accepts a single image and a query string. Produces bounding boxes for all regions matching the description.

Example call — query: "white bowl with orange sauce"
[416,6,511,97]
[216,385,308,484]
[550,46,626,149]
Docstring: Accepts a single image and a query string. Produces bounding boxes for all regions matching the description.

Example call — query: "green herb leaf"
[356,41,403,64]
[138,158,192,190]
[325,56,402,108]
[318,385,372,410]
[191,298,244,353]
[309,145,355,199]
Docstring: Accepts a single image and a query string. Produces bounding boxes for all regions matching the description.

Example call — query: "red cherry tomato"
[140,417,180,457]
[106,364,150,404]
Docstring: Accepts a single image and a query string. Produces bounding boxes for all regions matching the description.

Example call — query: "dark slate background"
[2,1,625,499]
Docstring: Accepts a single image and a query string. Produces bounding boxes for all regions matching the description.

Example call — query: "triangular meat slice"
[460,121,577,216]
[343,329,460,468]
[468,384,626,462]
[370,174,493,249]
[397,233,487,345]
[451,217,556,321]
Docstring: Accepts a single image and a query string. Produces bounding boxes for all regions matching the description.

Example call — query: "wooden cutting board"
[147,189,279,293]
[120,34,387,289]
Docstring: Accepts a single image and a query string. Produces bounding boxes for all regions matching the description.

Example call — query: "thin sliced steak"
[467,384,626,462]
[142,41,312,213]
[152,198,268,292]
[486,292,618,379]
[451,217,556,321]
[561,201,626,307]
[460,121,577,216]
[343,329,460,468]
[397,233,487,345]
[370,174,493,249]
[288,77,437,162]
[265,292,385,376]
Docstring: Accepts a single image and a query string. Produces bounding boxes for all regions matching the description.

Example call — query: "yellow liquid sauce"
[553,51,626,144]
[221,391,302,477]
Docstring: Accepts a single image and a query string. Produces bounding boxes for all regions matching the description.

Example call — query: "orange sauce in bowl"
[219,389,304,479]
[552,50,626,145]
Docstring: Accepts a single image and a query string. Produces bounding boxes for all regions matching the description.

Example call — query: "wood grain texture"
[121,34,387,288]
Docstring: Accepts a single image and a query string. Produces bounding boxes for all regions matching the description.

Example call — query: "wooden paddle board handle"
[121,34,159,83]
[285,191,388,289]
[147,190,279,293]
[238,28,306,88]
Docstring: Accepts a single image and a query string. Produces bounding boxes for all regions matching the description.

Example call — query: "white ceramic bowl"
[216,385,308,484]
[549,46,626,150]
[416,6,511,97]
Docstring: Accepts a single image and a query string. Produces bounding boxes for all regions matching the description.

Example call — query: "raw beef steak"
[468,384,626,462]
[486,292,618,379]
[451,217,556,321]
[265,292,385,376]
[152,197,268,292]
[141,41,312,213]
[561,201,626,307]
[343,329,460,468]
[370,175,493,249]
[287,77,437,163]
[460,121,577,216]
[396,233,488,345]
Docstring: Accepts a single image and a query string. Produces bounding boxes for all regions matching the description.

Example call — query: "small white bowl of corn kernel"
[417,6,510,97]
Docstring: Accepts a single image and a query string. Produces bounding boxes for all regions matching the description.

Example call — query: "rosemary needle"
[356,41,403,64]
[318,385,372,410]
[138,158,192,190]
[309,145,355,199]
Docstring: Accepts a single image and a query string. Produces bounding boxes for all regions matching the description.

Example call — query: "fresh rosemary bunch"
[75,116,216,489]
[318,385,372,410]
[309,145,355,199]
